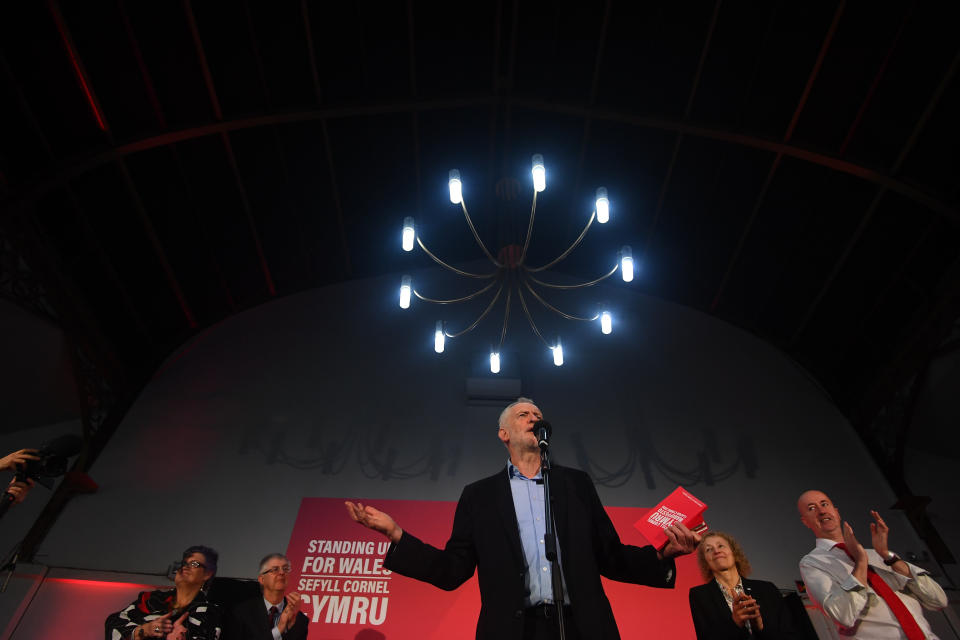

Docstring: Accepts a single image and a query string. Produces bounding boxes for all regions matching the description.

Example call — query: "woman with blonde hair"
[688,531,800,639]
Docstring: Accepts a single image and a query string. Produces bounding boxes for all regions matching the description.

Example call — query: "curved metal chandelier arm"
[525,261,619,289]
[525,210,596,272]
[416,236,499,278]
[516,287,550,348]
[413,277,499,304]
[460,197,503,268]
[522,276,600,322]
[518,191,538,266]
[443,282,504,338]
[497,287,512,350]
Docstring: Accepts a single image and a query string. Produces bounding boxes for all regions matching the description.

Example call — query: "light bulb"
[595,187,609,224]
[621,245,634,283]
[434,321,445,353]
[552,339,563,366]
[600,310,612,334]
[490,351,500,374]
[531,154,545,193]
[402,216,415,251]
[399,275,411,309]
[448,169,462,204]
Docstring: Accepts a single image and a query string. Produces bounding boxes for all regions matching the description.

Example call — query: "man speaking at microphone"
[346,397,700,639]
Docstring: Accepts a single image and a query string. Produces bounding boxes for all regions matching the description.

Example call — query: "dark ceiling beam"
[118,0,166,128]
[854,251,960,432]
[849,219,932,350]
[243,0,315,285]
[564,0,612,238]
[643,0,722,258]
[120,0,236,313]
[7,95,959,229]
[790,45,960,345]
[117,159,198,329]
[407,0,422,217]
[4,10,150,341]
[933,334,960,358]
[710,0,846,313]
[300,0,351,276]
[499,0,521,175]
[0,52,127,384]
[51,0,198,330]
[487,0,503,189]
[301,0,323,105]
[47,0,107,132]
[183,0,277,296]
[838,3,911,157]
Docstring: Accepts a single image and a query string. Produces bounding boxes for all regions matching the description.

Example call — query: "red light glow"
[45,578,160,590]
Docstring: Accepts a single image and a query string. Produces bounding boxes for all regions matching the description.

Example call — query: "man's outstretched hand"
[659,522,701,559]
[345,501,403,543]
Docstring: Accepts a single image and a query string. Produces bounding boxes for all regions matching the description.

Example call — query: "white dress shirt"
[799,537,947,639]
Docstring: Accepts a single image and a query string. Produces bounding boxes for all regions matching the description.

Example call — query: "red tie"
[834,543,926,640]
[268,605,279,628]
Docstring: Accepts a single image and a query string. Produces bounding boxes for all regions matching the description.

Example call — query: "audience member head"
[258,553,292,596]
[696,531,752,582]
[176,545,217,592]
[797,489,843,541]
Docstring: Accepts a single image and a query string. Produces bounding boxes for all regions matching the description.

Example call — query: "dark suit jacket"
[688,578,802,640]
[384,465,676,640]
[222,596,309,640]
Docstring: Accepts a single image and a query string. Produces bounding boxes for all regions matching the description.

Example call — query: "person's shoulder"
[554,464,591,482]
[688,581,714,597]
[464,468,508,491]
[743,577,780,593]
[798,545,823,562]
[554,465,596,492]
[229,595,263,615]
[142,588,174,603]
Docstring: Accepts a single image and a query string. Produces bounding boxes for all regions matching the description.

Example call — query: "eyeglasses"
[180,560,206,570]
[260,564,292,576]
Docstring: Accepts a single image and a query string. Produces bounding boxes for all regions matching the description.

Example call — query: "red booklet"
[633,486,708,549]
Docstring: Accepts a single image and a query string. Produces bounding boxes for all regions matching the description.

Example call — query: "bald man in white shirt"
[797,490,947,639]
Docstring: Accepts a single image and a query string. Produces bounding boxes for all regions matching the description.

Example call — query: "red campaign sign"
[286,498,700,639]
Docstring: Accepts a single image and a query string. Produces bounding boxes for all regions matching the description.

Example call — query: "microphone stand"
[538,425,567,640]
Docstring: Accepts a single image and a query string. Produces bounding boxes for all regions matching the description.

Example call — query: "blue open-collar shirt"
[506,461,571,606]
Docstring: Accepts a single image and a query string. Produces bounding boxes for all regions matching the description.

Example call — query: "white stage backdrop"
[35,268,945,594]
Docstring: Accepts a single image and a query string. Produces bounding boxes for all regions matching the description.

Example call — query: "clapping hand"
[869,510,891,557]
[732,591,763,630]
[278,592,303,632]
[166,611,189,640]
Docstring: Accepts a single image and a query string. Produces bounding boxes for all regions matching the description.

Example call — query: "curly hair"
[696,531,752,582]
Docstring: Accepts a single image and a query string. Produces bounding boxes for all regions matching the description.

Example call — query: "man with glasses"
[225,553,308,639]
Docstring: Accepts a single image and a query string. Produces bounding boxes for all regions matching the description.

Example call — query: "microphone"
[534,420,552,449]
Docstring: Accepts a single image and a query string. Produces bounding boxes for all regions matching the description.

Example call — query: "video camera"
[13,434,82,489]
[0,434,82,517]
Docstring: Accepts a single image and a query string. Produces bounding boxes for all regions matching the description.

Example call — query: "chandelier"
[397,154,634,372]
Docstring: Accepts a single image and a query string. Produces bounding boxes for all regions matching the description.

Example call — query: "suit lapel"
[493,467,527,571]
[550,467,570,559]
